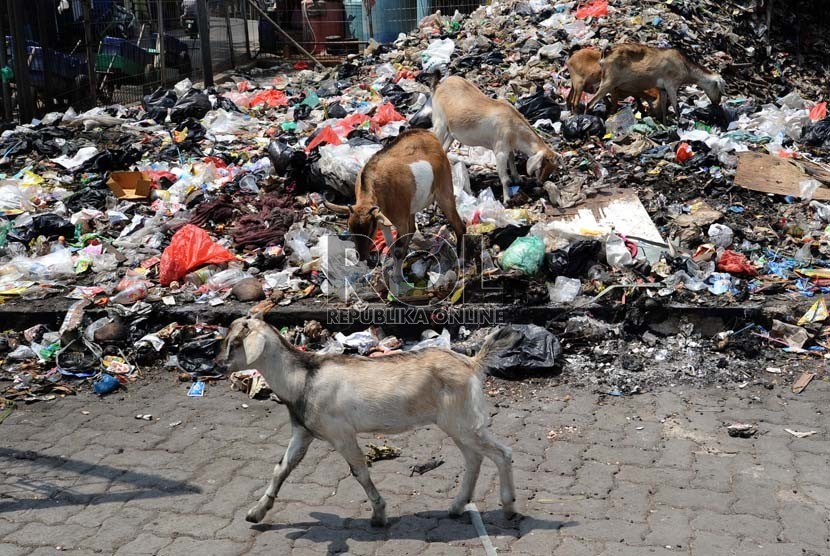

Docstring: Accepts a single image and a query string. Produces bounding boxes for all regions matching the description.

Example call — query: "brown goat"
[324,129,467,275]
[587,44,726,122]
[566,47,663,117]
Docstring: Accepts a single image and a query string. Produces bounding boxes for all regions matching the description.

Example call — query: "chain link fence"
[0,0,485,124]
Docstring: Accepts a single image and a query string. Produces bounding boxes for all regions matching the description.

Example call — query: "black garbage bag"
[268,140,294,176]
[546,239,602,278]
[380,83,416,109]
[338,62,359,80]
[81,148,142,173]
[11,214,76,243]
[409,97,433,128]
[293,103,312,121]
[142,87,177,111]
[170,89,211,124]
[214,94,241,113]
[64,181,112,212]
[484,324,561,379]
[562,115,605,140]
[803,117,830,147]
[689,104,731,128]
[516,92,561,123]
[316,79,339,98]
[175,117,206,143]
[327,102,348,119]
[178,337,224,378]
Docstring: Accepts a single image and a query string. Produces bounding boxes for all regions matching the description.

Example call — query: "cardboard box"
[107,172,153,201]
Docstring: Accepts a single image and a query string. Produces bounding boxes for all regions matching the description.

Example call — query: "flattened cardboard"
[107,172,153,201]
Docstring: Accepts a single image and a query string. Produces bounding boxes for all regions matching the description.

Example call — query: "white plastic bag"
[318,143,383,196]
[421,39,455,72]
[605,234,633,268]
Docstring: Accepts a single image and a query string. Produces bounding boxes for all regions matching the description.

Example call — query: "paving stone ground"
[1,373,829,555]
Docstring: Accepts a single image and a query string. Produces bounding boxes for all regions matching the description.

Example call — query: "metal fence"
[0,0,485,124]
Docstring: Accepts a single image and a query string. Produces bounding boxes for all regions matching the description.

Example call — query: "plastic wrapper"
[548,276,581,303]
[717,250,758,277]
[318,143,383,196]
[206,268,249,290]
[158,224,237,285]
[411,329,452,351]
[500,236,545,275]
[317,235,372,301]
[484,324,561,379]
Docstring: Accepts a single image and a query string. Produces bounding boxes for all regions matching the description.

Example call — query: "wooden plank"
[734,151,830,200]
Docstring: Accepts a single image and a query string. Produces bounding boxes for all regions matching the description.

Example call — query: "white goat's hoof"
[245,505,267,523]
[502,506,518,520]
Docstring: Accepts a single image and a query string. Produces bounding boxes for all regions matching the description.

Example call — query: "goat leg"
[333,436,388,527]
[495,150,513,202]
[447,438,483,517]
[246,422,314,523]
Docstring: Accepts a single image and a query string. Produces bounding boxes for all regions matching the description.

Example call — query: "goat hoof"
[370,515,388,528]
[245,506,266,523]
[448,505,465,518]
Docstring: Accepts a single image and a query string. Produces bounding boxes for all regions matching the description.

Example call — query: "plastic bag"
[159,224,237,285]
[562,115,605,140]
[452,161,471,196]
[800,179,820,201]
[707,224,733,248]
[500,236,545,275]
[576,0,608,19]
[516,92,561,123]
[484,324,561,379]
[250,89,288,108]
[717,250,758,277]
[606,106,636,140]
[548,276,581,303]
[203,109,251,135]
[207,268,249,290]
[410,96,433,128]
[171,89,211,124]
[268,140,294,176]
[421,39,455,72]
[605,234,633,268]
[545,239,602,277]
[318,143,383,196]
[456,188,522,228]
[317,235,372,301]
[809,102,827,122]
[306,126,343,152]
[50,147,99,170]
[802,118,830,147]
[411,329,451,351]
[142,88,177,112]
[2,249,74,281]
[372,103,405,127]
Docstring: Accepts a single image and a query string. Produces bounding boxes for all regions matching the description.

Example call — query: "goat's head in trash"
[216,316,270,372]
[325,200,393,261]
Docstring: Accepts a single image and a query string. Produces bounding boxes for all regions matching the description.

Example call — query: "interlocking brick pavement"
[1,375,829,555]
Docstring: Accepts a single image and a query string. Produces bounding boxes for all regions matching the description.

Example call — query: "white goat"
[216,316,520,527]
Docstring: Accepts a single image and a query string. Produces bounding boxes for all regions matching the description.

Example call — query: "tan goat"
[216,316,520,526]
[587,44,726,122]
[430,72,560,202]
[566,47,663,117]
[324,129,468,279]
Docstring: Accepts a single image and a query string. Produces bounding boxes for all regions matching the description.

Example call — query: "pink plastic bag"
[250,89,289,108]
[576,0,608,19]
[159,225,237,286]
[809,102,827,122]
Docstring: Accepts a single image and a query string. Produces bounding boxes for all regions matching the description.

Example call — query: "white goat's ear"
[243,328,266,366]
[527,152,544,178]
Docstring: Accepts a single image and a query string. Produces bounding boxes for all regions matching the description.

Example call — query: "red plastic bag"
[717,250,758,277]
[305,126,342,152]
[333,113,372,137]
[294,61,310,70]
[250,89,289,108]
[676,142,694,163]
[237,81,250,92]
[371,103,405,126]
[159,224,237,285]
[372,227,397,254]
[576,0,608,19]
[809,102,827,122]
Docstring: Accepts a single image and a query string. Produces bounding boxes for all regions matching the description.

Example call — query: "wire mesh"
[0,0,486,123]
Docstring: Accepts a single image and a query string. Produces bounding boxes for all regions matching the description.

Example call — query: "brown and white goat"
[430,72,560,202]
[587,44,726,122]
[324,129,468,275]
[566,47,663,117]
[216,316,520,526]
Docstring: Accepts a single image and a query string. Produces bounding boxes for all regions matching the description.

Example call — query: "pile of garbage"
[2,0,830,400]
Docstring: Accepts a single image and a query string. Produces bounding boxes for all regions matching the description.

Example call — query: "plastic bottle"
[206,268,249,290]
[184,265,218,287]
[111,283,148,305]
